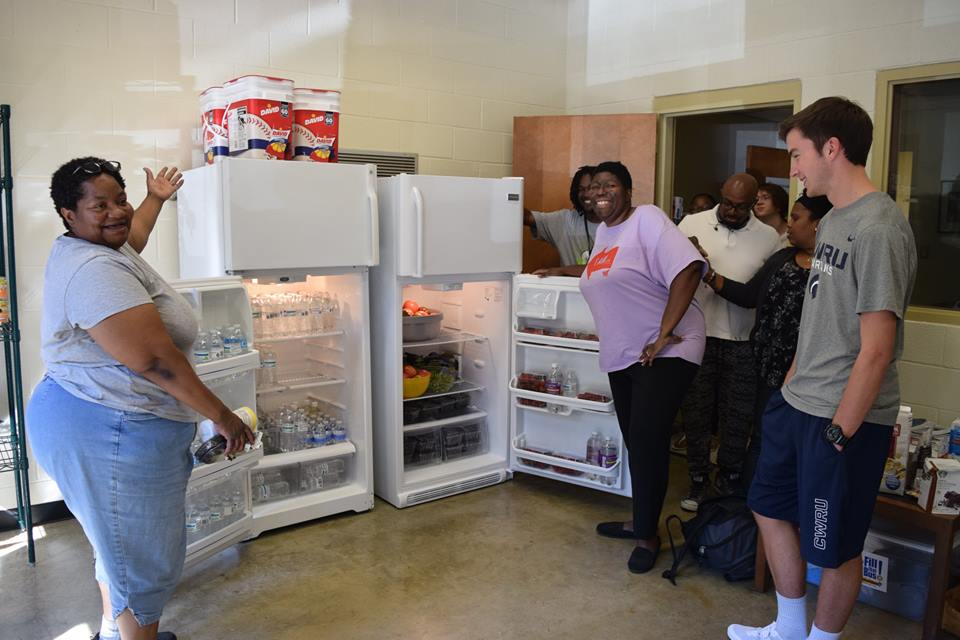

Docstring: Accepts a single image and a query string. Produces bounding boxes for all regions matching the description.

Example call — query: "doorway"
[668,105,793,215]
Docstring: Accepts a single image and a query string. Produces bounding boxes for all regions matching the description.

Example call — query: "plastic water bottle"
[546,363,563,395]
[279,409,297,453]
[251,297,264,339]
[330,294,341,330]
[586,432,602,466]
[231,489,243,515]
[185,507,200,537]
[193,332,210,363]
[332,420,347,443]
[562,369,579,398]
[296,410,311,450]
[259,349,278,386]
[599,437,618,486]
[950,418,960,456]
[208,329,224,360]
[208,496,223,525]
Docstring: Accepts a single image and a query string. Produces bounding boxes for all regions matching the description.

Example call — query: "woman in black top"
[701,191,832,485]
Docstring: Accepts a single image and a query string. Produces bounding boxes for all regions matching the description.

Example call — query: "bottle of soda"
[562,369,579,398]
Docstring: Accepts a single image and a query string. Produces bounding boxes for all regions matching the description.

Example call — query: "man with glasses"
[677,173,780,511]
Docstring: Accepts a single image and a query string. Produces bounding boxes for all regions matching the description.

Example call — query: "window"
[886,76,960,310]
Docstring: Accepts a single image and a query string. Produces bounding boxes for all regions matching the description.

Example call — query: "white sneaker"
[727,622,786,640]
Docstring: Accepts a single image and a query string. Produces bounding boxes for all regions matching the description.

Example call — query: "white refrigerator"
[177,157,377,536]
[370,174,522,508]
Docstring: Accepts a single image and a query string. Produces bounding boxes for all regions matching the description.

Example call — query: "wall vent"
[339,149,418,177]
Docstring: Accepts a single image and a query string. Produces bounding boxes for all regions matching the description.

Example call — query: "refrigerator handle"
[412,186,424,277]
[367,189,380,266]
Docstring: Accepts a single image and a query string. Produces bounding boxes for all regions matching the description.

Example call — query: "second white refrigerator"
[371,174,523,507]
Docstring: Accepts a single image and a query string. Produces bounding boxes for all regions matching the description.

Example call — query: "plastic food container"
[402,312,443,342]
[403,372,431,399]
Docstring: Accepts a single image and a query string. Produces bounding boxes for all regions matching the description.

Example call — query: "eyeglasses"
[71,160,121,176]
[719,197,756,215]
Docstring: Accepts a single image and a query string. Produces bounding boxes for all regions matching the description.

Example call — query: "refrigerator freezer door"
[394,175,522,277]
[179,158,379,278]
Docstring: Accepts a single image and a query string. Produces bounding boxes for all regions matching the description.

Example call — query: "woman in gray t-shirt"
[26,157,254,640]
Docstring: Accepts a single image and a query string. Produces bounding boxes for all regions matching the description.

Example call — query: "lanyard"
[583,215,594,253]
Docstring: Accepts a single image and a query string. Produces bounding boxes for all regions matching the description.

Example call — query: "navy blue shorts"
[747,390,892,569]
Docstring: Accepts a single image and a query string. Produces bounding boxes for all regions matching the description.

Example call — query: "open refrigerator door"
[172,277,263,567]
[509,274,631,497]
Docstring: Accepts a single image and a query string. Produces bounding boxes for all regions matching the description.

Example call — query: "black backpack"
[662,495,758,585]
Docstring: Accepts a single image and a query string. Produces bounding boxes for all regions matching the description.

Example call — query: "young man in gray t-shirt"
[728,98,917,640]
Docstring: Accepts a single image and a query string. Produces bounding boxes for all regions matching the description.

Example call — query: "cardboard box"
[879,408,912,495]
[917,458,960,515]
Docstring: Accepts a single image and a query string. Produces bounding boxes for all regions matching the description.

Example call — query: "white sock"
[807,622,841,640]
[775,592,808,640]
[99,615,120,639]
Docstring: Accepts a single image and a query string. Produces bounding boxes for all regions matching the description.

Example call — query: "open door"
[512,114,657,273]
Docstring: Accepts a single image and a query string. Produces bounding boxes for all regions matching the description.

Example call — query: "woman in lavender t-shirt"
[579,161,706,574]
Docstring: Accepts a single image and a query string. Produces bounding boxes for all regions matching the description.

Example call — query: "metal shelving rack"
[0,104,35,564]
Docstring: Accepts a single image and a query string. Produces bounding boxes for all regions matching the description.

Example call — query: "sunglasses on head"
[71,160,121,176]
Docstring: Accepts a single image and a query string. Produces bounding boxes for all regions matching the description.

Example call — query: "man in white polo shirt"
[677,173,780,511]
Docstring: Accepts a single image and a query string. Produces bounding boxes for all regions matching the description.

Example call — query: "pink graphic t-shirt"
[580,205,707,373]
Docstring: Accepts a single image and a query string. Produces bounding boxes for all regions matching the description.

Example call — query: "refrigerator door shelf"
[402,408,488,434]
[189,447,263,485]
[195,349,261,377]
[256,440,357,469]
[514,285,560,319]
[402,379,485,402]
[512,437,620,479]
[401,330,487,349]
[514,458,623,492]
[257,377,346,395]
[509,378,614,413]
[256,330,345,344]
[513,398,573,417]
[514,331,600,353]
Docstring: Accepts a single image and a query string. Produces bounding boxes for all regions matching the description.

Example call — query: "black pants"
[742,379,779,489]
[608,358,699,539]
[680,337,757,479]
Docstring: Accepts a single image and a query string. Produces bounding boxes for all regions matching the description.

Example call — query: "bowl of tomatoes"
[403,365,432,399]
[402,299,443,342]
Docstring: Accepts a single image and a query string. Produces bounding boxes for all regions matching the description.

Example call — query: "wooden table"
[753,494,960,640]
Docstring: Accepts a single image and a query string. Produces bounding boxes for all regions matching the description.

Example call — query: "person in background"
[728,97,916,640]
[754,183,791,246]
[524,165,598,277]
[677,173,780,512]
[579,161,705,574]
[690,192,718,214]
[26,157,255,640]
[701,191,832,486]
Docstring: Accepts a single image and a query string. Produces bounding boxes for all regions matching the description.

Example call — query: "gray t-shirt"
[531,208,599,265]
[41,236,199,422]
[782,192,917,426]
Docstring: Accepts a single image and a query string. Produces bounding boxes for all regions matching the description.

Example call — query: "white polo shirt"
[678,205,780,341]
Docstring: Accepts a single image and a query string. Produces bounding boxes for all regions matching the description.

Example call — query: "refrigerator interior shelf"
[402,379,486,402]
[257,377,346,395]
[402,408,488,433]
[306,356,345,369]
[195,350,262,376]
[188,447,263,485]
[255,330,345,344]
[513,331,600,352]
[508,378,614,413]
[306,394,346,411]
[513,398,573,416]
[402,330,488,348]
[403,452,506,485]
[257,440,357,469]
[511,438,620,477]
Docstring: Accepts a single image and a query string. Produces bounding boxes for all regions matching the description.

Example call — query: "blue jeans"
[26,376,195,625]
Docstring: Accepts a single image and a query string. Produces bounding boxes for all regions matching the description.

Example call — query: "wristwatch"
[823,422,850,448]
